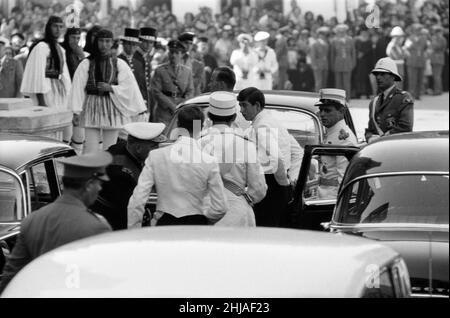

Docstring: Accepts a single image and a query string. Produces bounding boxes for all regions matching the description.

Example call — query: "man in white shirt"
[128,106,228,227]
[200,91,267,227]
[238,87,300,227]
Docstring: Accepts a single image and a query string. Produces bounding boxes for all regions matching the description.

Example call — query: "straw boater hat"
[390,26,405,37]
[121,28,140,43]
[139,27,157,42]
[208,91,237,117]
[123,122,167,143]
[371,57,402,82]
[237,33,253,43]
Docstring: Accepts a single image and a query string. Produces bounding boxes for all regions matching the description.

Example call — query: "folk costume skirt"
[80,94,130,129]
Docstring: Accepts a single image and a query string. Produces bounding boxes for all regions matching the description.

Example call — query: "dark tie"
[376,93,385,112]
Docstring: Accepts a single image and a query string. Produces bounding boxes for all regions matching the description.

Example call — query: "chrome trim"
[305,199,336,206]
[331,223,449,231]
[412,293,449,298]
[0,230,20,241]
[342,171,449,192]
[0,166,27,220]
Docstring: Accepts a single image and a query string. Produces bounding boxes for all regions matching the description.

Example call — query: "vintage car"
[317,131,449,298]
[145,90,359,227]
[0,134,75,275]
[1,227,411,298]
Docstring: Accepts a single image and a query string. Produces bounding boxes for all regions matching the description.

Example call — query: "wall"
[172,0,221,21]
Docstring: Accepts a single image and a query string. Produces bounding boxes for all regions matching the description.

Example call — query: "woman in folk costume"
[230,33,258,90]
[69,29,147,154]
[252,31,279,90]
[20,16,72,143]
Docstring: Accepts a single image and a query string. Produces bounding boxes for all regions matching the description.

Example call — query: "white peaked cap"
[123,122,167,143]
[209,91,237,117]
[254,31,270,42]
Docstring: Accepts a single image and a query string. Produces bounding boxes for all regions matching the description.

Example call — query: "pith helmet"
[371,57,402,82]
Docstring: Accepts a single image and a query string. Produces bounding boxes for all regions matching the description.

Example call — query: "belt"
[86,88,110,96]
[222,179,253,207]
[318,177,339,187]
[162,91,185,98]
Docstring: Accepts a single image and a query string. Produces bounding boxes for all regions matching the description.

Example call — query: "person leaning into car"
[90,122,167,230]
[0,152,112,293]
[365,57,414,143]
[315,89,357,200]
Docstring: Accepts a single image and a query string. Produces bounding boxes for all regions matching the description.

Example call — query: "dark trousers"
[156,213,208,226]
[254,174,291,228]
[408,66,425,99]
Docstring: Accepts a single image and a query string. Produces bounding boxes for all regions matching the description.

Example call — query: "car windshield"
[0,169,24,222]
[335,174,449,225]
[167,105,320,147]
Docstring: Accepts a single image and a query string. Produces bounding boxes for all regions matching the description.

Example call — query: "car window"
[28,161,58,211]
[304,154,351,202]
[335,174,449,225]
[0,170,24,222]
[167,105,321,148]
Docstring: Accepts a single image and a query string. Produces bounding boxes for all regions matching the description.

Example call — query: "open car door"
[288,144,360,231]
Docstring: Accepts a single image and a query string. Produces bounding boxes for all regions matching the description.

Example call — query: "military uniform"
[133,47,152,109]
[330,28,356,99]
[404,33,428,99]
[181,54,205,96]
[430,30,447,95]
[365,86,414,141]
[151,62,194,125]
[310,33,329,92]
[0,152,112,293]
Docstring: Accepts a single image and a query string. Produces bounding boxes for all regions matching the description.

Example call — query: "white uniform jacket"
[318,119,358,199]
[127,136,228,228]
[200,125,268,226]
[230,48,258,90]
[253,47,279,90]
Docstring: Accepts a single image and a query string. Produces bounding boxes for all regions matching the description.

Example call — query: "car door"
[288,145,360,230]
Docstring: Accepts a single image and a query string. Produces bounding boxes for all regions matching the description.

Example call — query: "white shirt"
[248,110,291,186]
[127,136,228,228]
[253,46,278,90]
[230,48,258,90]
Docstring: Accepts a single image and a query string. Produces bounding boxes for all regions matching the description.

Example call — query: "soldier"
[365,57,414,143]
[199,92,267,227]
[151,40,194,125]
[310,26,329,92]
[330,24,356,101]
[386,26,407,90]
[315,89,357,199]
[135,27,157,115]
[118,28,140,74]
[0,36,23,98]
[178,32,206,96]
[403,24,428,100]
[196,37,218,91]
[91,122,167,230]
[253,31,279,90]
[0,152,112,292]
[430,25,447,95]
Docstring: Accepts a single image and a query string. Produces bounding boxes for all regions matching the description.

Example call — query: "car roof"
[177,90,321,113]
[3,227,400,298]
[344,131,449,184]
[0,134,73,172]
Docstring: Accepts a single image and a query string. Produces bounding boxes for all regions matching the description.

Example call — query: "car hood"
[353,230,449,296]
[0,223,20,240]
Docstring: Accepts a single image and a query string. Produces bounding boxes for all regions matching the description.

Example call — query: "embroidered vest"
[45,43,65,79]
[86,57,118,96]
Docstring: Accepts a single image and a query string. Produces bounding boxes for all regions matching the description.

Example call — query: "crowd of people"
[1,0,449,100]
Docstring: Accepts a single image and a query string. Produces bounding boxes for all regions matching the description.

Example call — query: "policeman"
[199,91,267,227]
[91,122,167,230]
[178,32,206,96]
[151,40,194,125]
[365,57,414,143]
[315,89,357,199]
[135,27,157,114]
[0,152,112,292]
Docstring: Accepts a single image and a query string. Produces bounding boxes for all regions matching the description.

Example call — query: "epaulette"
[400,91,413,103]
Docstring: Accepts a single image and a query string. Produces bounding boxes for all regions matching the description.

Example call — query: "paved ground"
[348,93,449,140]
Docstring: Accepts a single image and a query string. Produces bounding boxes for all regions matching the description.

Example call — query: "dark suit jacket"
[365,87,414,140]
[0,57,23,98]
[0,194,111,292]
